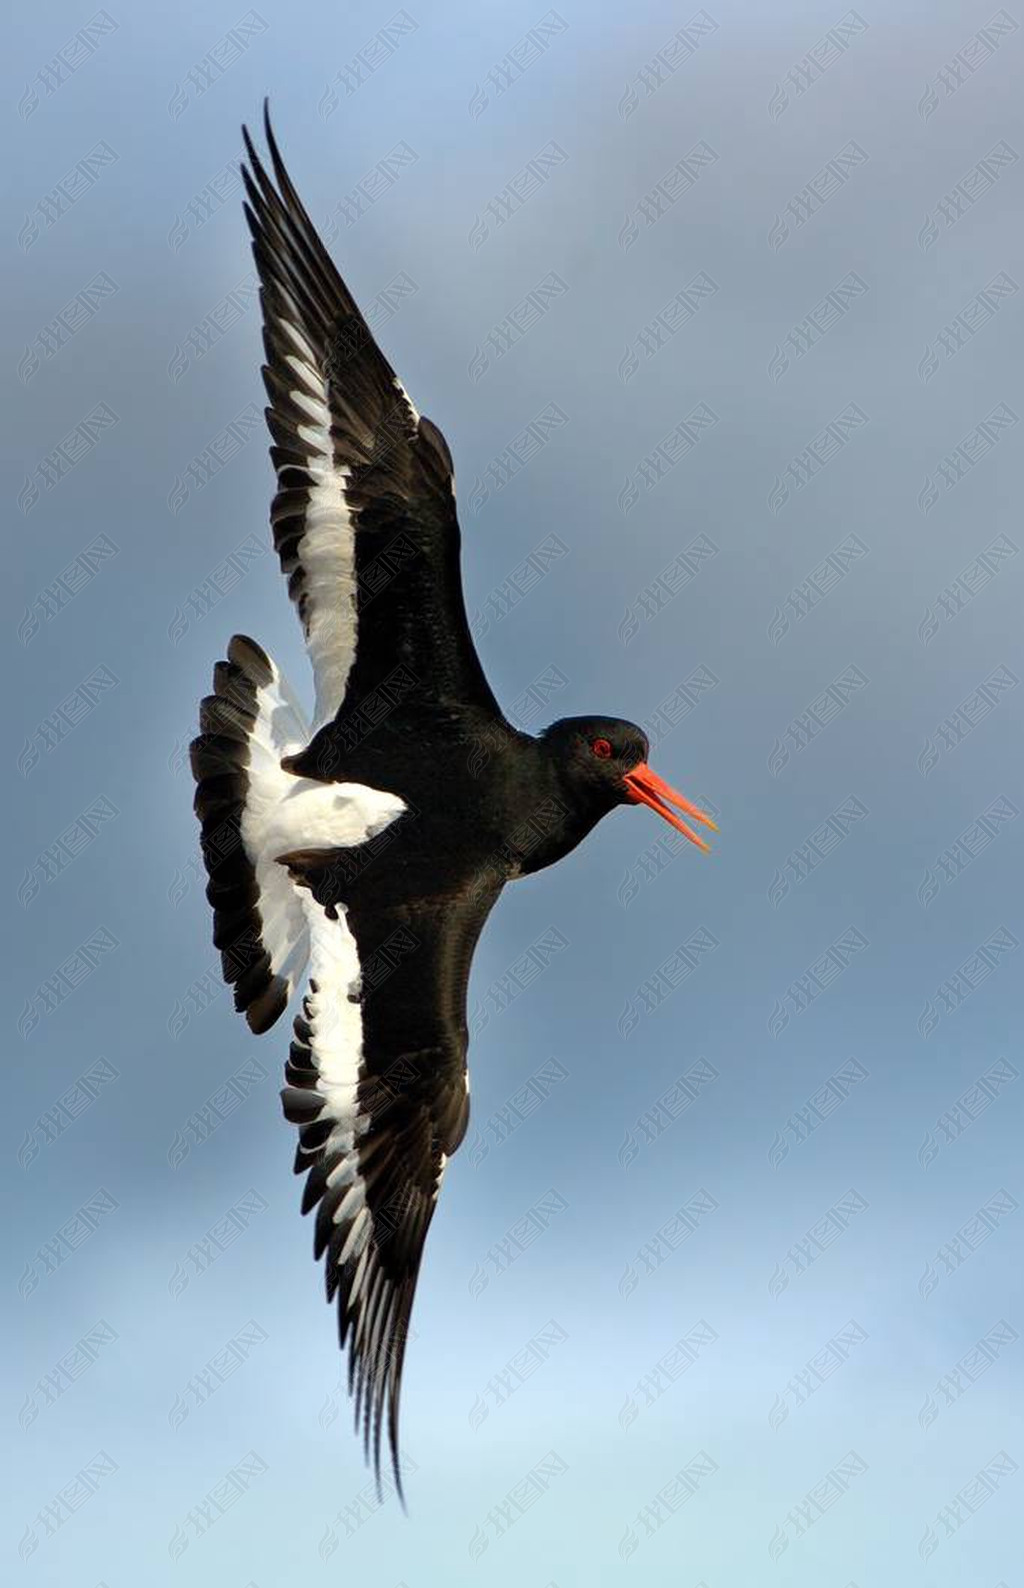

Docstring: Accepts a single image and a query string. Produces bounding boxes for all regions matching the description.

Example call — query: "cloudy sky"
[6,0,1023,1584]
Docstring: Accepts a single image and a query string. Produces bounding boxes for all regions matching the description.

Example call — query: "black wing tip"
[367,1410,407,1512]
[241,99,296,213]
[390,1456,409,1514]
[262,98,287,180]
[240,99,277,208]
[360,1411,407,1509]
[240,129,265,205]
[388,1400,408,1511]
[240,95,272,156]
[333,1276,414,1509]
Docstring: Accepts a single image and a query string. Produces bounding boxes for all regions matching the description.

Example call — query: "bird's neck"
[509,734,609,877]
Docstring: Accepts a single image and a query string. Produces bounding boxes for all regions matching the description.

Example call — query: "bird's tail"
[190,634,312,1033]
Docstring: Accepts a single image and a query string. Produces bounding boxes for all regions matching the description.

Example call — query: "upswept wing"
[280,857,503,1496]
[241,106,501,731]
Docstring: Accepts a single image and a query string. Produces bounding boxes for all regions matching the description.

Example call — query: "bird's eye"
[591,737,613,759]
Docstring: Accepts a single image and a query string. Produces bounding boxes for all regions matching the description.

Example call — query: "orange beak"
[622,763,718,852]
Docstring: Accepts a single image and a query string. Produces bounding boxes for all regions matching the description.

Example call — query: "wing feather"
[241,105,502,731]
[280,863,503,1497]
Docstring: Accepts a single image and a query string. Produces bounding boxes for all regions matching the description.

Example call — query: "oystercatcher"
[190,105,716,1498]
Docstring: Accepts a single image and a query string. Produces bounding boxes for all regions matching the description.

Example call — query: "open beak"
[623,763,718,852]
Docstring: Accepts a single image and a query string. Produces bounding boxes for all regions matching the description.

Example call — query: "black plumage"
[189,104,716,1502]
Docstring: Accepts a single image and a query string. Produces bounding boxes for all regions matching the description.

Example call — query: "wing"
[279,857,503,1497]
[241,104,502,731]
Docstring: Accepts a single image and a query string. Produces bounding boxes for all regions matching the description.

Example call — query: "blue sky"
[5,1,1023,1584]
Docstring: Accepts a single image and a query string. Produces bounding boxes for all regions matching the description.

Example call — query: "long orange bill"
[623,763,718,852]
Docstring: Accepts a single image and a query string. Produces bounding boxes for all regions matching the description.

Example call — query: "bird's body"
[288,706,618,887]
[190,106,715,1497]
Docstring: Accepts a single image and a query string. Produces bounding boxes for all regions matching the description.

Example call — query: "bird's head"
[541,716,717,851]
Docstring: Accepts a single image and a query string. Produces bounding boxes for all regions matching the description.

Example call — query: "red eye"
[591,737,613,759]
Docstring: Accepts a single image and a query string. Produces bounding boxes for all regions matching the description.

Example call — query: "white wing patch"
[237,631,406,1016]
[274,321,424,733]
[393,375,421,425]
[288,782,405,1155]
[300,890,364,1144]
[236,652,311,993]
[303,461,357,733]
[283,314,359,730]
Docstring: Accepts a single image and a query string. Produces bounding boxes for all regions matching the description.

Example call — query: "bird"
[189,103,717,1501]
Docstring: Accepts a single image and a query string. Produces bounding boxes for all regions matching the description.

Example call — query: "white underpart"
[339,1205,371,1263]
[277,302,358,730]
[279,310,318,370]
[238,637,406,1016]
[289,790,406,1297]
[301,888,362,1126]
[237,658,312,992]
[273,299,429,731]
[302,462,357,733]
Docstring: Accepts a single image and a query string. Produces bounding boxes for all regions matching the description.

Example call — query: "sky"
[4,0,1023,1584]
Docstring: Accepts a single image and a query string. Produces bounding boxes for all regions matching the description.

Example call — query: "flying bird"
[190,104,716,1499]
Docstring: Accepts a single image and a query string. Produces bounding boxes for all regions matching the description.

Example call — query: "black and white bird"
[190,106,716,1498]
